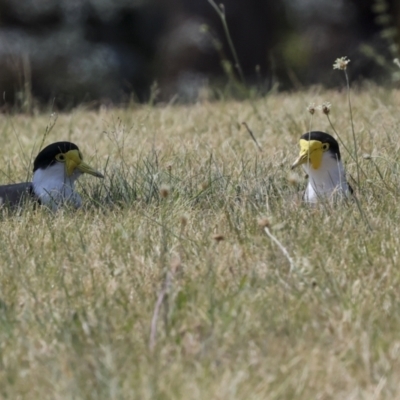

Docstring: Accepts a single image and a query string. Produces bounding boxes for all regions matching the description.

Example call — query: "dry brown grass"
[1,86,400,398]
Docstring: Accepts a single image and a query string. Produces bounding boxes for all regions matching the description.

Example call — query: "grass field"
[1,86,400,399]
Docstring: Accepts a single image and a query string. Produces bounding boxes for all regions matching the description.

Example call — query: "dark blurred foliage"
[0,0,167,109]
[0,0,398,110]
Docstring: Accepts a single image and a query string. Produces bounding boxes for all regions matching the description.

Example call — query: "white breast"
[302,152,350,203]
[32,163,83,210]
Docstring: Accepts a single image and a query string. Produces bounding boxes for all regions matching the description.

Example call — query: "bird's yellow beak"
[291,139,324,170]
[64,149,104,178]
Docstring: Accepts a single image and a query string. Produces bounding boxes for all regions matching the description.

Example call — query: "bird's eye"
[56,153,65,162]
[322,143,329,151]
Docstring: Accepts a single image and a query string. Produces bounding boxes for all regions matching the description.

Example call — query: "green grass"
[1,86,400,398]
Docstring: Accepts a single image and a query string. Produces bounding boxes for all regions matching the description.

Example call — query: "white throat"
[302,152,350,203]
[32,163,83,210]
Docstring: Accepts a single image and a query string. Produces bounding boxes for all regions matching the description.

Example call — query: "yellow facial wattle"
[63,149,104,178]
[291,139,324,170]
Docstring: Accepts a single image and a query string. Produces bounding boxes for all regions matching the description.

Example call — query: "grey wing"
[0,182,34,207]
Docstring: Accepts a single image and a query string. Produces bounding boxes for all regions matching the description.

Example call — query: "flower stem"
[344,70,360,186]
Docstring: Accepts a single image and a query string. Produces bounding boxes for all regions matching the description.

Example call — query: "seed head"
[333,56,350,70]
[213,234,225,243]
[257,218,270,229]
[201,181,209,191]
[322,102,331,115]
[180,215,188,228]
[307,103,316,115]
[394,58,400,69]
[287,173,301,185]
[160,185,170,198]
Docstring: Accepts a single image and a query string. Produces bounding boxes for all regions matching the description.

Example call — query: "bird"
[291,131,352,203]
[0,141,103,210]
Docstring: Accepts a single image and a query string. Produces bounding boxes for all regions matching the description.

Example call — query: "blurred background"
[0,0,398,110]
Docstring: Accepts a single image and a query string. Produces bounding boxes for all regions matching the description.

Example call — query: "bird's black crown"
[300,131,341,160]
[33,142,80,172]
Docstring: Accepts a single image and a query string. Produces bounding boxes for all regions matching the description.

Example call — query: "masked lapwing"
[0,141,103,209]
[291,131,352,203]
